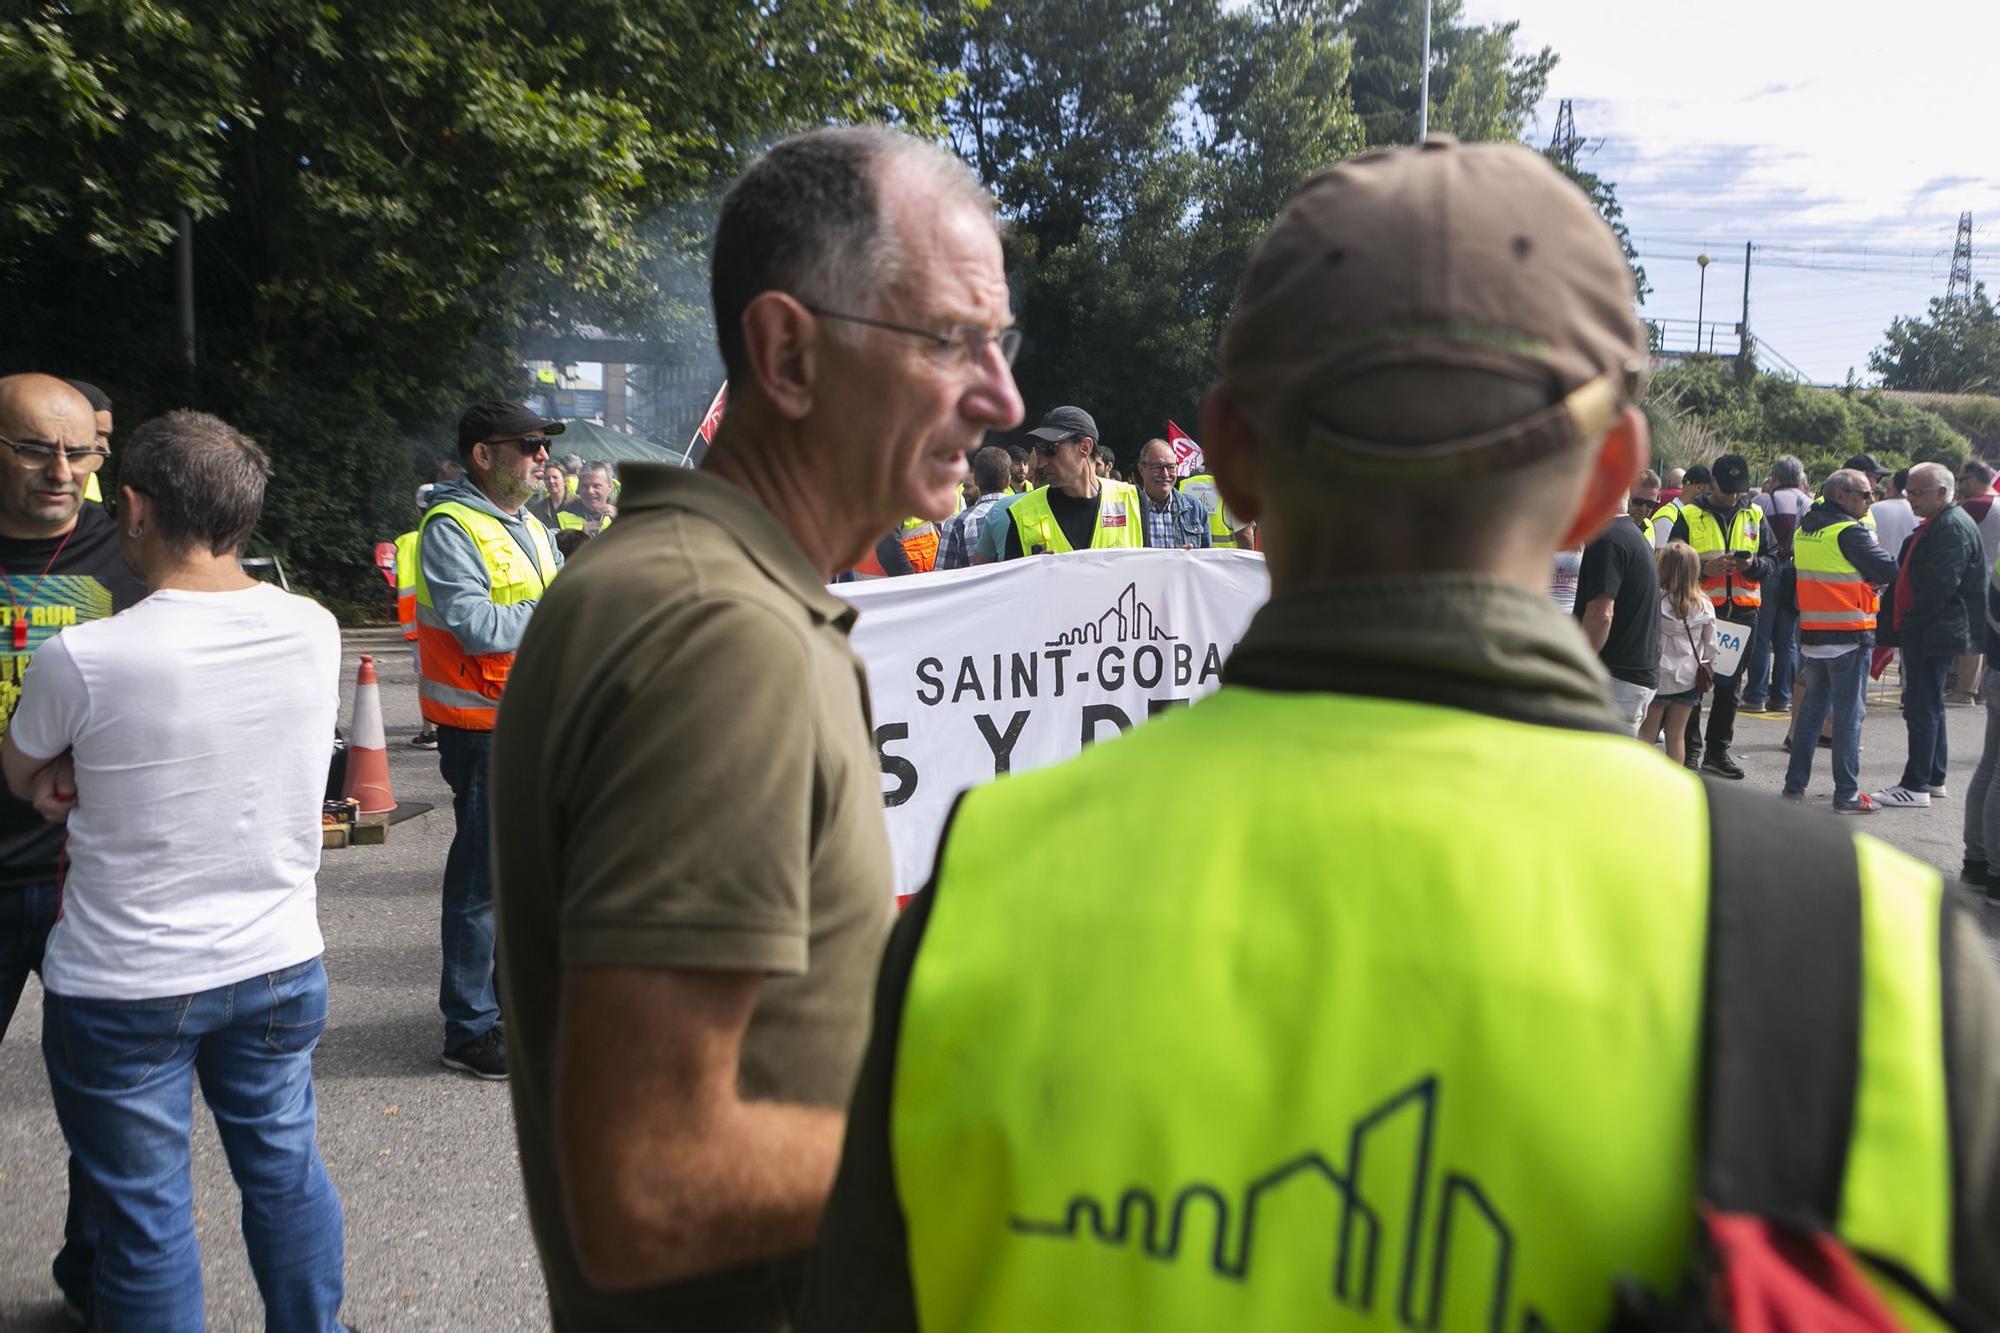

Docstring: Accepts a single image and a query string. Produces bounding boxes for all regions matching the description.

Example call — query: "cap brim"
[542,419,567,436]
[1025,426,1074,442]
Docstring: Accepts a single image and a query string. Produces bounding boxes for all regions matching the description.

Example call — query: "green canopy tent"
[555,418,692,467]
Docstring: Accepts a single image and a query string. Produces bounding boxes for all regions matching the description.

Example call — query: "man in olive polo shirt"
[490,125,1024,1332]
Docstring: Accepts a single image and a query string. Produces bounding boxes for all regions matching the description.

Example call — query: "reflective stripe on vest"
[890,691,1955,1329]
[899,517,941,573]
[1008,480,1144,555]
[412,501,556,730]
[555,509,612,533]
[1179,474,1235,547]
[394,529,420,642]
[1682,504,1762,609]
[1793,518,1878,633]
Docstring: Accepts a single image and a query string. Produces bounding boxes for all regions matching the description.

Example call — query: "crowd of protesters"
[1561,447,2000,822]
[3,123,1999,1333]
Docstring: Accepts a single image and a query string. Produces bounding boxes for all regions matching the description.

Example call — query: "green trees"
[4,1,1647,599]
[938,0,1567,462]
[1645,361,1971,485]
[0,1,953,603]
[1870,287,2000,395]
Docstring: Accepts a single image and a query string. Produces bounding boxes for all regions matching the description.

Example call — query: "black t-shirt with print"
[0,503,147,890]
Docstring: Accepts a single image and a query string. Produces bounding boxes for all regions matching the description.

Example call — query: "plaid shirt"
[1138,486,1214,549]
[938,492,1011,570]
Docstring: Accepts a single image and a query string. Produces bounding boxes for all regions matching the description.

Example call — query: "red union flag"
[686,381,728,465]
[1167,420,1204,479]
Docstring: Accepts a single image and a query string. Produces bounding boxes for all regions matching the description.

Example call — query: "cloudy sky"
[1464,0,2000,383]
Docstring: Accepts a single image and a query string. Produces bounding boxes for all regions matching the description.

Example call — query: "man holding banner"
[1004,405,1143,558]
[803,140,1999,1330]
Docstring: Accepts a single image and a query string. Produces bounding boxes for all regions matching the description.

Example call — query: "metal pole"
[1417,0,1432,142]
[176,208,196,371]
[1740,240,1752,356]
[1695,253,1710,354]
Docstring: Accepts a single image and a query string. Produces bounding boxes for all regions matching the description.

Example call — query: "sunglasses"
[1033,441,1071,457]
[490,434,553,456]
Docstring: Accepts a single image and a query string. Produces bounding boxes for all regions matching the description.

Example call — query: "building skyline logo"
[1045,581,1179,648]
[1007,1075,1541,1330]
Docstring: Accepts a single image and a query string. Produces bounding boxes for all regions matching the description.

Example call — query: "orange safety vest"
[1683,503,1762,611]
[1793,517,1878,635]
[899,519,941,573]
[412,501,557,730]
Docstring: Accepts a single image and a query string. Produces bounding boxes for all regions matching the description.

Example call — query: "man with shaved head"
[0,373,146,1320]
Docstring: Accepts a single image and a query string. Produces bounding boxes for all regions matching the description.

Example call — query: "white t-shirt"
[12,584,339,999]
[1550,548,1583,614]
[1871,497,1918,561]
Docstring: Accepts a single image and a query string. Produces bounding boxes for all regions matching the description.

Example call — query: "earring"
[127,526,142,538]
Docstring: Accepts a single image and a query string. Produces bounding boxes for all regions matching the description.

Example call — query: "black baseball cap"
[1711,454,1750,493]
[457,401,564,454]
[1025,406,1098,443]
[1844,453,1890,477]
[1683,464,1713,485]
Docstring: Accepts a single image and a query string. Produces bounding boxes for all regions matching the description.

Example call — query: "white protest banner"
[834,549,1270,897]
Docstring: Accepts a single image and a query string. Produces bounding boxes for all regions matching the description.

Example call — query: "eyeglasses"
[0,436,111,473]
[1139,461,1176,473]
[805,307,1023,369]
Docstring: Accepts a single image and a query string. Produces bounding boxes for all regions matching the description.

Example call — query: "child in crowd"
[1642,541,1716,765]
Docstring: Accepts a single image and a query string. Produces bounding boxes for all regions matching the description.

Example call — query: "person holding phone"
[1664,453,1779,780]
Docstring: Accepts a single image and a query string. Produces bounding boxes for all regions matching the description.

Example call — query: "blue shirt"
[972,492,1029,564]
[1138,486,1213,549]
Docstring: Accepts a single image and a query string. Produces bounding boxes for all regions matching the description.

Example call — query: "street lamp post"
[1695,253,1711,355]
[1417,0,1433,142]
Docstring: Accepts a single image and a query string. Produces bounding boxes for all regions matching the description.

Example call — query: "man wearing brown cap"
[800,141,2000,1330]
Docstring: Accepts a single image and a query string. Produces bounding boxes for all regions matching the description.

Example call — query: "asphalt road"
[0,633,1994,1330]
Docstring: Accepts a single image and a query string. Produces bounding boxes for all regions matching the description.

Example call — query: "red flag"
[686,381,727,465]
[1166,420,1204,479]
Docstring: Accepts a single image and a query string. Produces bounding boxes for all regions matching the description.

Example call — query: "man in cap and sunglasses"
[1002,406,1143,558]
[415,400,563,1080]
[801,140,2000,1331]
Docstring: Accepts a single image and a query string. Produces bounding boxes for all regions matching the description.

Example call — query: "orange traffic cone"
[342,655,396,815]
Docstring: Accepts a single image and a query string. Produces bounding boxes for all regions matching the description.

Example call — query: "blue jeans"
[41,957,346,1332]
[1741,587,1798,709]
[1783,649,1870,804]
[1901,653,1953,790]
[1,883,97,1309]
[437,725,499,1052]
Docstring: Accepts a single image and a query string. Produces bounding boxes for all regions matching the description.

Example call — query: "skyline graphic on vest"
[1045,582,1178,648]
[1007,1075,1545,1332]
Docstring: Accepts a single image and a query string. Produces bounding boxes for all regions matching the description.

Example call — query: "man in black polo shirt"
[1575,499,1660,734]
[0,373,147,1321]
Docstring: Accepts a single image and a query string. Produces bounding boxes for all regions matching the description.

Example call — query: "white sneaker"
[1930,784,1949,798]
[1871,785,1932,809]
